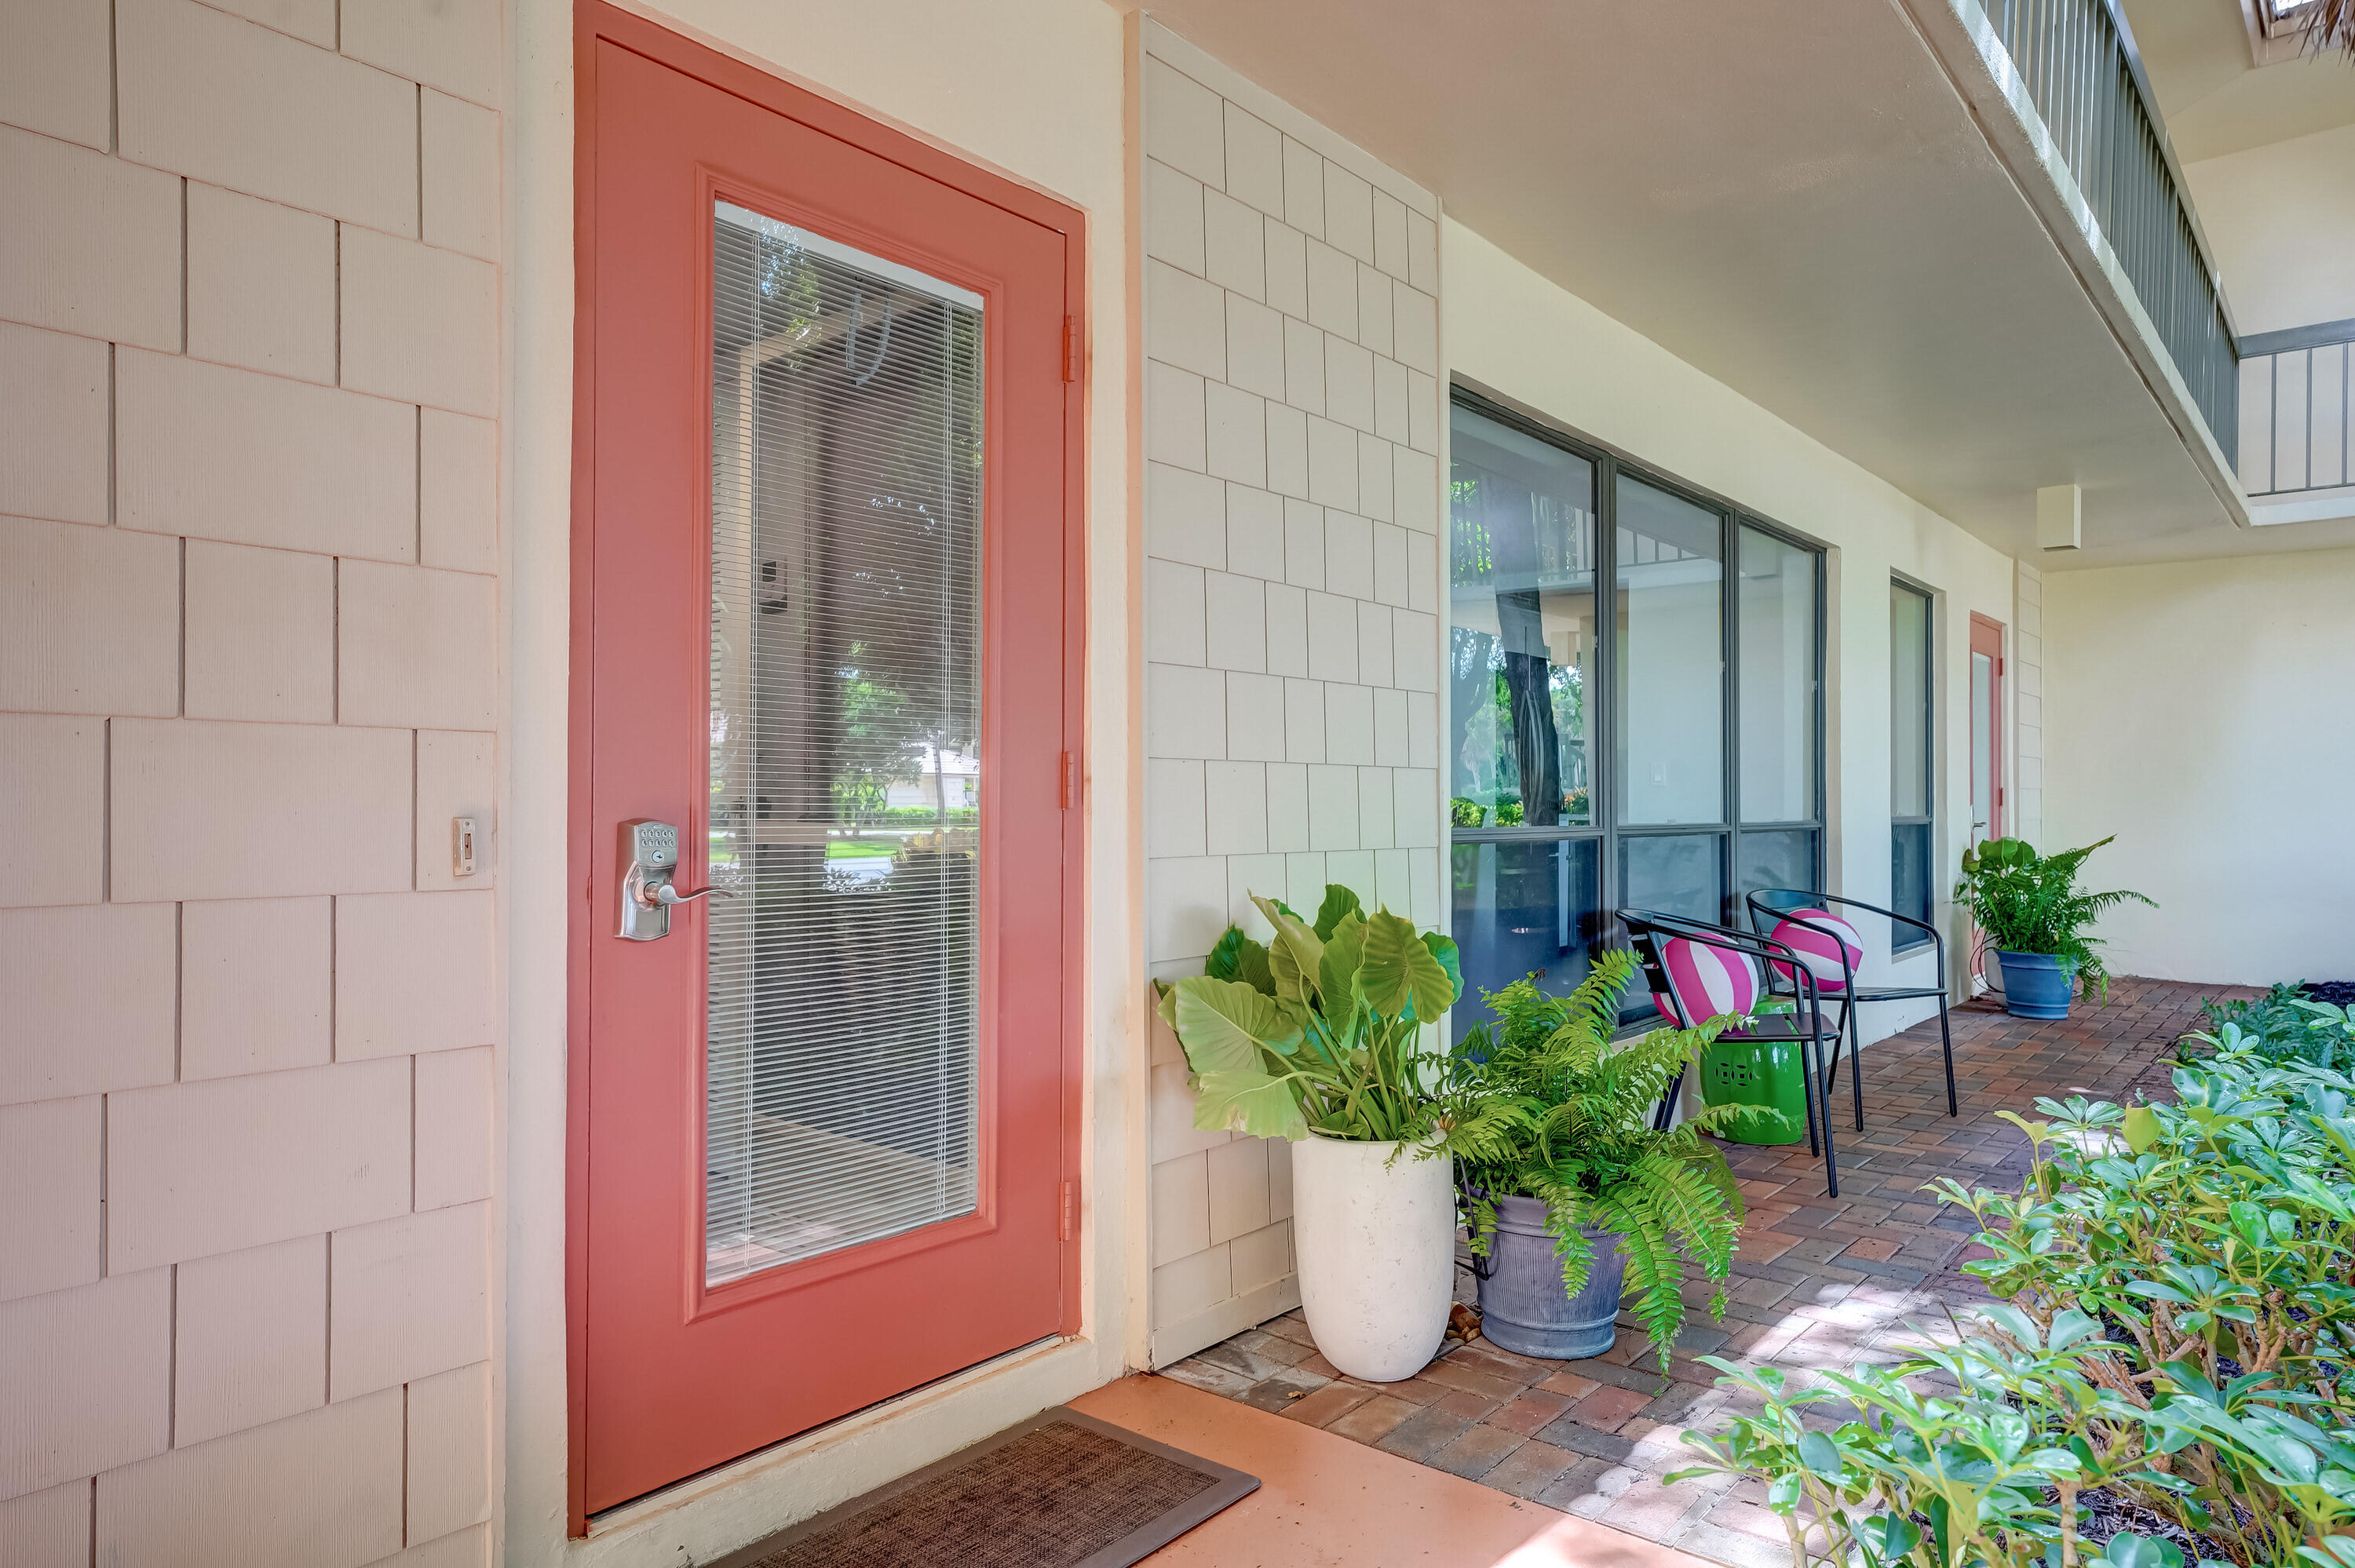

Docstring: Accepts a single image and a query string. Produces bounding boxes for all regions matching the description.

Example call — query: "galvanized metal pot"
[1473,1192,1627,1360]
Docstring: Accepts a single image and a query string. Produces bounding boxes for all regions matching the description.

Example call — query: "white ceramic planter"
[1290,1133,1455,1383]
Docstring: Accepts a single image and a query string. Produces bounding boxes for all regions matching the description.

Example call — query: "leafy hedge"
[1673,1006,2355,1568]
[2198,990,2355,1075]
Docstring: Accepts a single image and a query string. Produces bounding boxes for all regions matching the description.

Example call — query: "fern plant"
[1435,950,1757,1367]
[1953,836,2153,1003]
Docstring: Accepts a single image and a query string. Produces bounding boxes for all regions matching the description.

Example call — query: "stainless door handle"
[644,883,734,907]
[619,818,728,941]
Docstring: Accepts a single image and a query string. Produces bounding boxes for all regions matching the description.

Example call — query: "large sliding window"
[1448,392,1823,1034]
[1889,578,1935,949]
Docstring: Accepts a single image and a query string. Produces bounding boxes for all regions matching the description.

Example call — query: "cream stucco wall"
[2184,121,2355,337]
[2014,560,2046,850]
[2043,546,2355,987]
[503,1,1137,1563]
[1443,222,2023,1028]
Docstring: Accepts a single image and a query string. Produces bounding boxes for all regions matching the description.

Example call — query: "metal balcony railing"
[1978,0,2240,454]
[2239,320,2355,498]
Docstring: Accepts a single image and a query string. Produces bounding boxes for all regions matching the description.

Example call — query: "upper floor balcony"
[1962,0,2241,485]
[2238,317,2354,521]
[1145,0,2304,564]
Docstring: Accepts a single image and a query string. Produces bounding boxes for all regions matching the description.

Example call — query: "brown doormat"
[710,1407,1258,1568]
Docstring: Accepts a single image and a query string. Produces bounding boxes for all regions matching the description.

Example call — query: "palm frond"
[2311,0,2353,58]
[1532,1172,1597,1294]
[1433,1093,1546,1165]
[1595,1187,1689,1362]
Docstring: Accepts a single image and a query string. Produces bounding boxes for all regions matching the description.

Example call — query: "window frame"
[1889,574,1937,954]
[1446,386,1826,990]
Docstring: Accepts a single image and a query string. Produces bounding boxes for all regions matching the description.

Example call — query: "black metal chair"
[1619,909,1846,1197]
[1743,889,1959,1127]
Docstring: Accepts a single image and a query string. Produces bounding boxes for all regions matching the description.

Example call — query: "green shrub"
[1675,1044,2355,1568]
[853,805,980,826]
[2201,984,2311,1041]
[2194,989,2355,1075]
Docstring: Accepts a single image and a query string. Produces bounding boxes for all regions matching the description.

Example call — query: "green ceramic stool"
[1699,1035,1809,1145]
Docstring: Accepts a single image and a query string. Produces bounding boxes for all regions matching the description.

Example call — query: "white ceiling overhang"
[1135,0,2355,567]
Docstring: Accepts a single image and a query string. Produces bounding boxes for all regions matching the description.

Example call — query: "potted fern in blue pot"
[1955,836,2153,1020]
[1437,951,1755,1366]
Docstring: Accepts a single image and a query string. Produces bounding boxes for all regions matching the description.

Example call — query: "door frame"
[1967,612,2005,844]
[565,1,1090,1533]
[1966,611,2006,989]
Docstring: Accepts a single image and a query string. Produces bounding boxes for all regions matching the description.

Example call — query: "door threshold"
[586,1333,1080,1536]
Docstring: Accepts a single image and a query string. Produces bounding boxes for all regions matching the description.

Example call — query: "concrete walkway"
[1076,1373,1714,1568]
[1158,977,2251,1568]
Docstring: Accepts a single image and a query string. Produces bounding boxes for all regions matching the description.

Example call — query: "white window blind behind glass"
[703,200,984,1287]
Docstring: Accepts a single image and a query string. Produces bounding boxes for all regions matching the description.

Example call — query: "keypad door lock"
[618,819,732,941]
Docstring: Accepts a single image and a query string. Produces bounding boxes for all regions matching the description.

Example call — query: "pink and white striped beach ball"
[1651,938,1764,1026]
[1769,910,1865,992]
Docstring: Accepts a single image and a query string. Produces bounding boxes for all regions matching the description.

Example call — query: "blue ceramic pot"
[1995,950,2079,1020]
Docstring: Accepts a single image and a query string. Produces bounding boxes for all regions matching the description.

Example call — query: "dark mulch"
[2073,1483,2239,1562]
[2303,981,2355,1008]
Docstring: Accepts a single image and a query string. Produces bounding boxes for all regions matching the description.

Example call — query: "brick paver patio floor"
[1159,977,2257,1568]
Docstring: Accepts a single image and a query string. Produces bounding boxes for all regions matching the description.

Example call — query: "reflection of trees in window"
[714,217,982,833]
[706,209,987,1231]
[1495,589,1561,826]
[1551,663,1587,817]
[1448,468,1590,826]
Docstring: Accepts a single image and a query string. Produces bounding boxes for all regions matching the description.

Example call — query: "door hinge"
[1062,316,1079,383]
[1059,750,1076,809]
[1060,1180,1078,1242]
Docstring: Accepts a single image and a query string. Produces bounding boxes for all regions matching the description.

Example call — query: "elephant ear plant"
[1156,884,1499,1147]
[1955,836,2153,1004]
[1436,950,1760,1366]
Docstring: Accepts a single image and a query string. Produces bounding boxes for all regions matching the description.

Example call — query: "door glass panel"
[1448,837,1601,1040]
[1970,651,1994,838]
[1737,526,1816,823]
[704,201,984,1286]
[1616,477,1724,824]
[1448,408,1597,828]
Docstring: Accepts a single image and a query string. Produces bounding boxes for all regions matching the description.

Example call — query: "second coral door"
[571,4,1083,1519]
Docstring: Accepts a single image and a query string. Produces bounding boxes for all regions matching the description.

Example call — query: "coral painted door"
[571,5,1082,1519]
[1966,613,2005,987]
[1968,614,2004,844]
